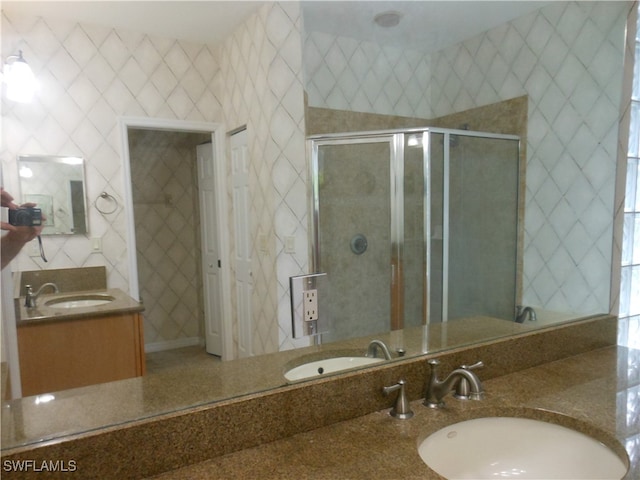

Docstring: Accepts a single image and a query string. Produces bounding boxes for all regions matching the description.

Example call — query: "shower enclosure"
[308,128,520,344]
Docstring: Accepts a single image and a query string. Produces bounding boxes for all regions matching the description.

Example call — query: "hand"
[1,200,43,234]
[1,224,43,269]
[1,188,46,231]
[1,188,19,210]
[2,224,42,242]
[1,188,46,268]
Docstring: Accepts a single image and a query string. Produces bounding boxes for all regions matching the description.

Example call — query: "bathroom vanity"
[147,345,637,480]
[15,288,145,396]
[2,314,634,480]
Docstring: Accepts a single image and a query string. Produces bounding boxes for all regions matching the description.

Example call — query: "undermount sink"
[45,294,115,309]
[418,416,627,479]
[284,356,384,381]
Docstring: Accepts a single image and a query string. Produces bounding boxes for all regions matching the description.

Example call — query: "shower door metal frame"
[308,132,405,333]
[432,128,521,323]
[308,127,520,330]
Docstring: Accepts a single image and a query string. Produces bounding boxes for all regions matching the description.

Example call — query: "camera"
[8,207,42,227]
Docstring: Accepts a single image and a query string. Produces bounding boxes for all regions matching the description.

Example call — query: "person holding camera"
[1,188,43,269]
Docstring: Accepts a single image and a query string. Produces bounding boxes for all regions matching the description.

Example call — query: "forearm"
[1,231,34,269]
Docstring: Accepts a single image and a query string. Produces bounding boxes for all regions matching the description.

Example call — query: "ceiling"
[302,1,549,52]
[1,1,264,45]
[2,1,549,51]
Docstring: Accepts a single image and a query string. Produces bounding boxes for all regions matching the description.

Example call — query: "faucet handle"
[383,379,413,419]
[428,358,440,369]
[461,361,484,371]
[24,285,34,308]
[454,361,484,400]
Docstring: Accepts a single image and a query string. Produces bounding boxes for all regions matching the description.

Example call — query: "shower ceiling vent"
[373,11,402,28]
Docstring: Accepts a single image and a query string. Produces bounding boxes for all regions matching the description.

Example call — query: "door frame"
[118,117,233,361]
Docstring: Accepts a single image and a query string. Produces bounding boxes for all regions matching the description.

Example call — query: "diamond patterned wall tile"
[304,30,432,119]
[303,1,628,316]
[216,2,307,356]
[2,9,224,349]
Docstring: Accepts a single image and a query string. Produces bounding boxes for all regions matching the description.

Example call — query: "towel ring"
[95,192,118,215]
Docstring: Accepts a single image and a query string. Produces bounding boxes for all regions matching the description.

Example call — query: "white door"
[197,142,222,356]
[231,129,252,358]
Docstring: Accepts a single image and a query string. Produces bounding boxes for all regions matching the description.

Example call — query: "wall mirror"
[0,0,632,451]
[17,155,88,235]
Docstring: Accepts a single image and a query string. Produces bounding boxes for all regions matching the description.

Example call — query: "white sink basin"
[418,417,627,479]
[284,356,384,381]
[45,294,115,309]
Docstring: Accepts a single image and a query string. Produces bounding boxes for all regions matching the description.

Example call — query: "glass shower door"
[312,136,396,343]
[446,134,520,321]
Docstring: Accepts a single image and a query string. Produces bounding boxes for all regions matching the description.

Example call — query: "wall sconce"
[3,50,36,103]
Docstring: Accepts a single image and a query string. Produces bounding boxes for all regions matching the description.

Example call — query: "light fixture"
[407,134,422,147]
[19,165,33,178]
[374,11,402,28]
[4,50,37,103]
[34,393,55,404]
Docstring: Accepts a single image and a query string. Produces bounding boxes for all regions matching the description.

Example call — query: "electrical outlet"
[284,235,296,254]
[304,289,318,321]
[90,237,102,253]
[289,273,326,339]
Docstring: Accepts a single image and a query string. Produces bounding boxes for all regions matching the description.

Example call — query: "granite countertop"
[1,315,608,452]
[148,345,640,480]
[0,316,516,449]
[15,288,144,324]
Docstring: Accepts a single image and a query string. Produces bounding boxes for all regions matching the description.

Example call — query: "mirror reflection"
[0,0,631,450]
[17,155,88,235]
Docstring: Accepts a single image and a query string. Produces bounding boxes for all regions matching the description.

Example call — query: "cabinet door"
[18,313,145,396]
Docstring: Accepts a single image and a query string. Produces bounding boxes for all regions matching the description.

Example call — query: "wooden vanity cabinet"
[17,313,145,397]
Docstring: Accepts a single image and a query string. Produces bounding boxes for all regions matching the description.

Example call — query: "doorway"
[119,118,232,359]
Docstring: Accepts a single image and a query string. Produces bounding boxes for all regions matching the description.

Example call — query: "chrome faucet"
[516,305,537,323]
[454,361,484,399]
[424,359,484,408]
[24,283,59,308]
[383,379,413,419]
[367,340,392,360]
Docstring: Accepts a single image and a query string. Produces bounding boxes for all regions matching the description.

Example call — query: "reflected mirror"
[17,155,88,235]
